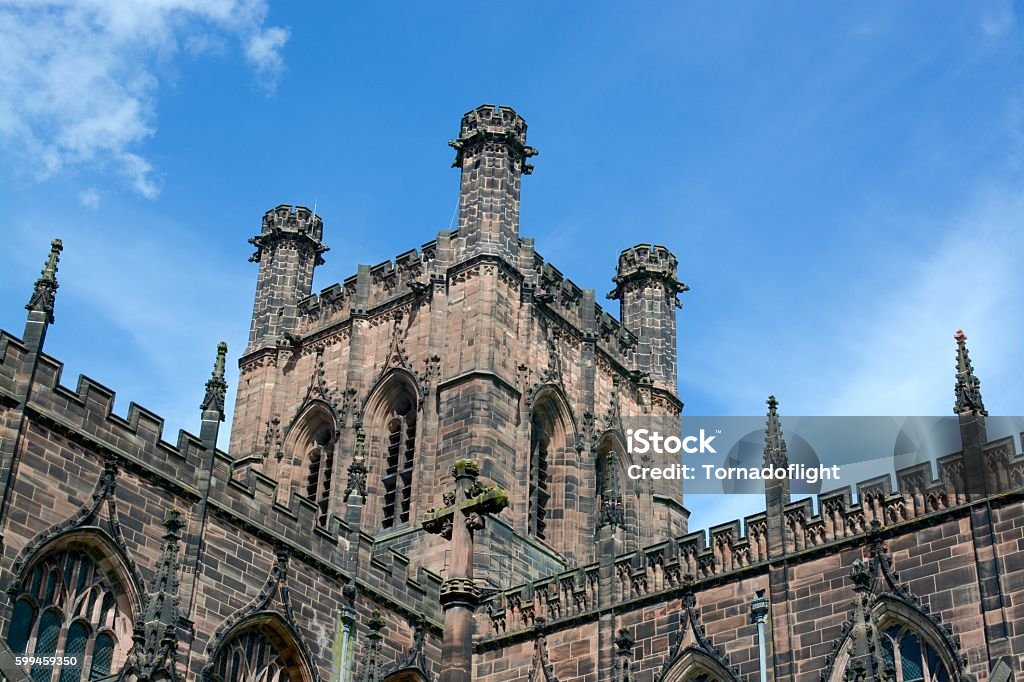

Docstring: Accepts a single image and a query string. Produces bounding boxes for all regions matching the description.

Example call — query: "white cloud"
[0,1,290,197]
[246,26,290,92]
[78,188,100,209]
[821,189,1024,416]
[686,186,1024,418]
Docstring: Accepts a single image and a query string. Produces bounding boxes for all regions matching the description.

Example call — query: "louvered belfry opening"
[529,413,552,541]
[306,423,335,527]
[382,394,416,529]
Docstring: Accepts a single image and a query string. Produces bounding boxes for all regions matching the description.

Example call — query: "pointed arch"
[362,369,421,531]
[280,400,340,526]
[382,618,431,682]
[202,548,319,682]
[822,538,966,682]
[657,648,738,682]
[205,613,317,682]
[527,385,579,551]
[6,530,140,682]
[822,596,962,682]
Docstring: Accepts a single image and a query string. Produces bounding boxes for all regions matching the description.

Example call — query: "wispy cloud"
[980,0,1015,37]
[77,188,100,210]
[686,186,1024,418]
[0,1,290,197]
[246,26,290,93]
[820,190,1022,415]
[4,210,253,448]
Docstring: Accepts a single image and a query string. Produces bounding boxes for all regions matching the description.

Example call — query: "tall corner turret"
[609,244,688,392]
[246,204,328,353]
[450,104,537,260]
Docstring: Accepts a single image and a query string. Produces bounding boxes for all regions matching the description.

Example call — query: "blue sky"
[1,2,1022,532]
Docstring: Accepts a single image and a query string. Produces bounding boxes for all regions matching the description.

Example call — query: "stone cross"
[422,459,509,682]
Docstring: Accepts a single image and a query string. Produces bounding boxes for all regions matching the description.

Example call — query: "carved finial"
[357,610,387,682]
[163,508,184,536]
[763,395,788,468]
[614,627,634,654]
[127,508,184,681]
[343,428,368,503]
[200,342,229,419]
[953,329,987,416]
[26,238,63,323]
[387,615,431,679]
[213,341,227,378]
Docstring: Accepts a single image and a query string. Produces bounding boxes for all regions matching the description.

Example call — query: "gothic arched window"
[529,411,553,541]
[382,392,416,529]
[879,625,950,682]
[7,547,130,682]
[212,629,294,682]
[305,423,335,527]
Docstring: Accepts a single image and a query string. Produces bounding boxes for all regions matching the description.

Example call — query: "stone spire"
[127,509,184,681]
[763,395,788,469]
[953,329,987,416]
[25,238,62,324]
[200,341,229,420]
[763,395,791,558]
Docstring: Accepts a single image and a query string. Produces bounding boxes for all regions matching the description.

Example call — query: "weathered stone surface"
[0,104,1019,682]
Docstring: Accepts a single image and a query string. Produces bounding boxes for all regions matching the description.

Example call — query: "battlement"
[450,104,537,179]
[609,243,689,300]
[293,234,448,332]
[0,326,447,626]
[455,105,529,148]
[261,204,324,239]
[476,433,1024,641]
[530,248,637,363]
[250,204,328,265]
[614,244,678,278]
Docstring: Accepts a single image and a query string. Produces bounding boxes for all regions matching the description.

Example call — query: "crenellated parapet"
[476,431,1024,644]
[250,204,327,263]
[527,249,638,370]
[0,346,208,498]
[0,326,448,630]
[292,235,450,335]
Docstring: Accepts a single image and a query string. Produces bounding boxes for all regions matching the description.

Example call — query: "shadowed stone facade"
[0,105,1020,682]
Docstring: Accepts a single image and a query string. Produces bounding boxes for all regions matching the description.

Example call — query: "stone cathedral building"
[0,104,1020,682]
